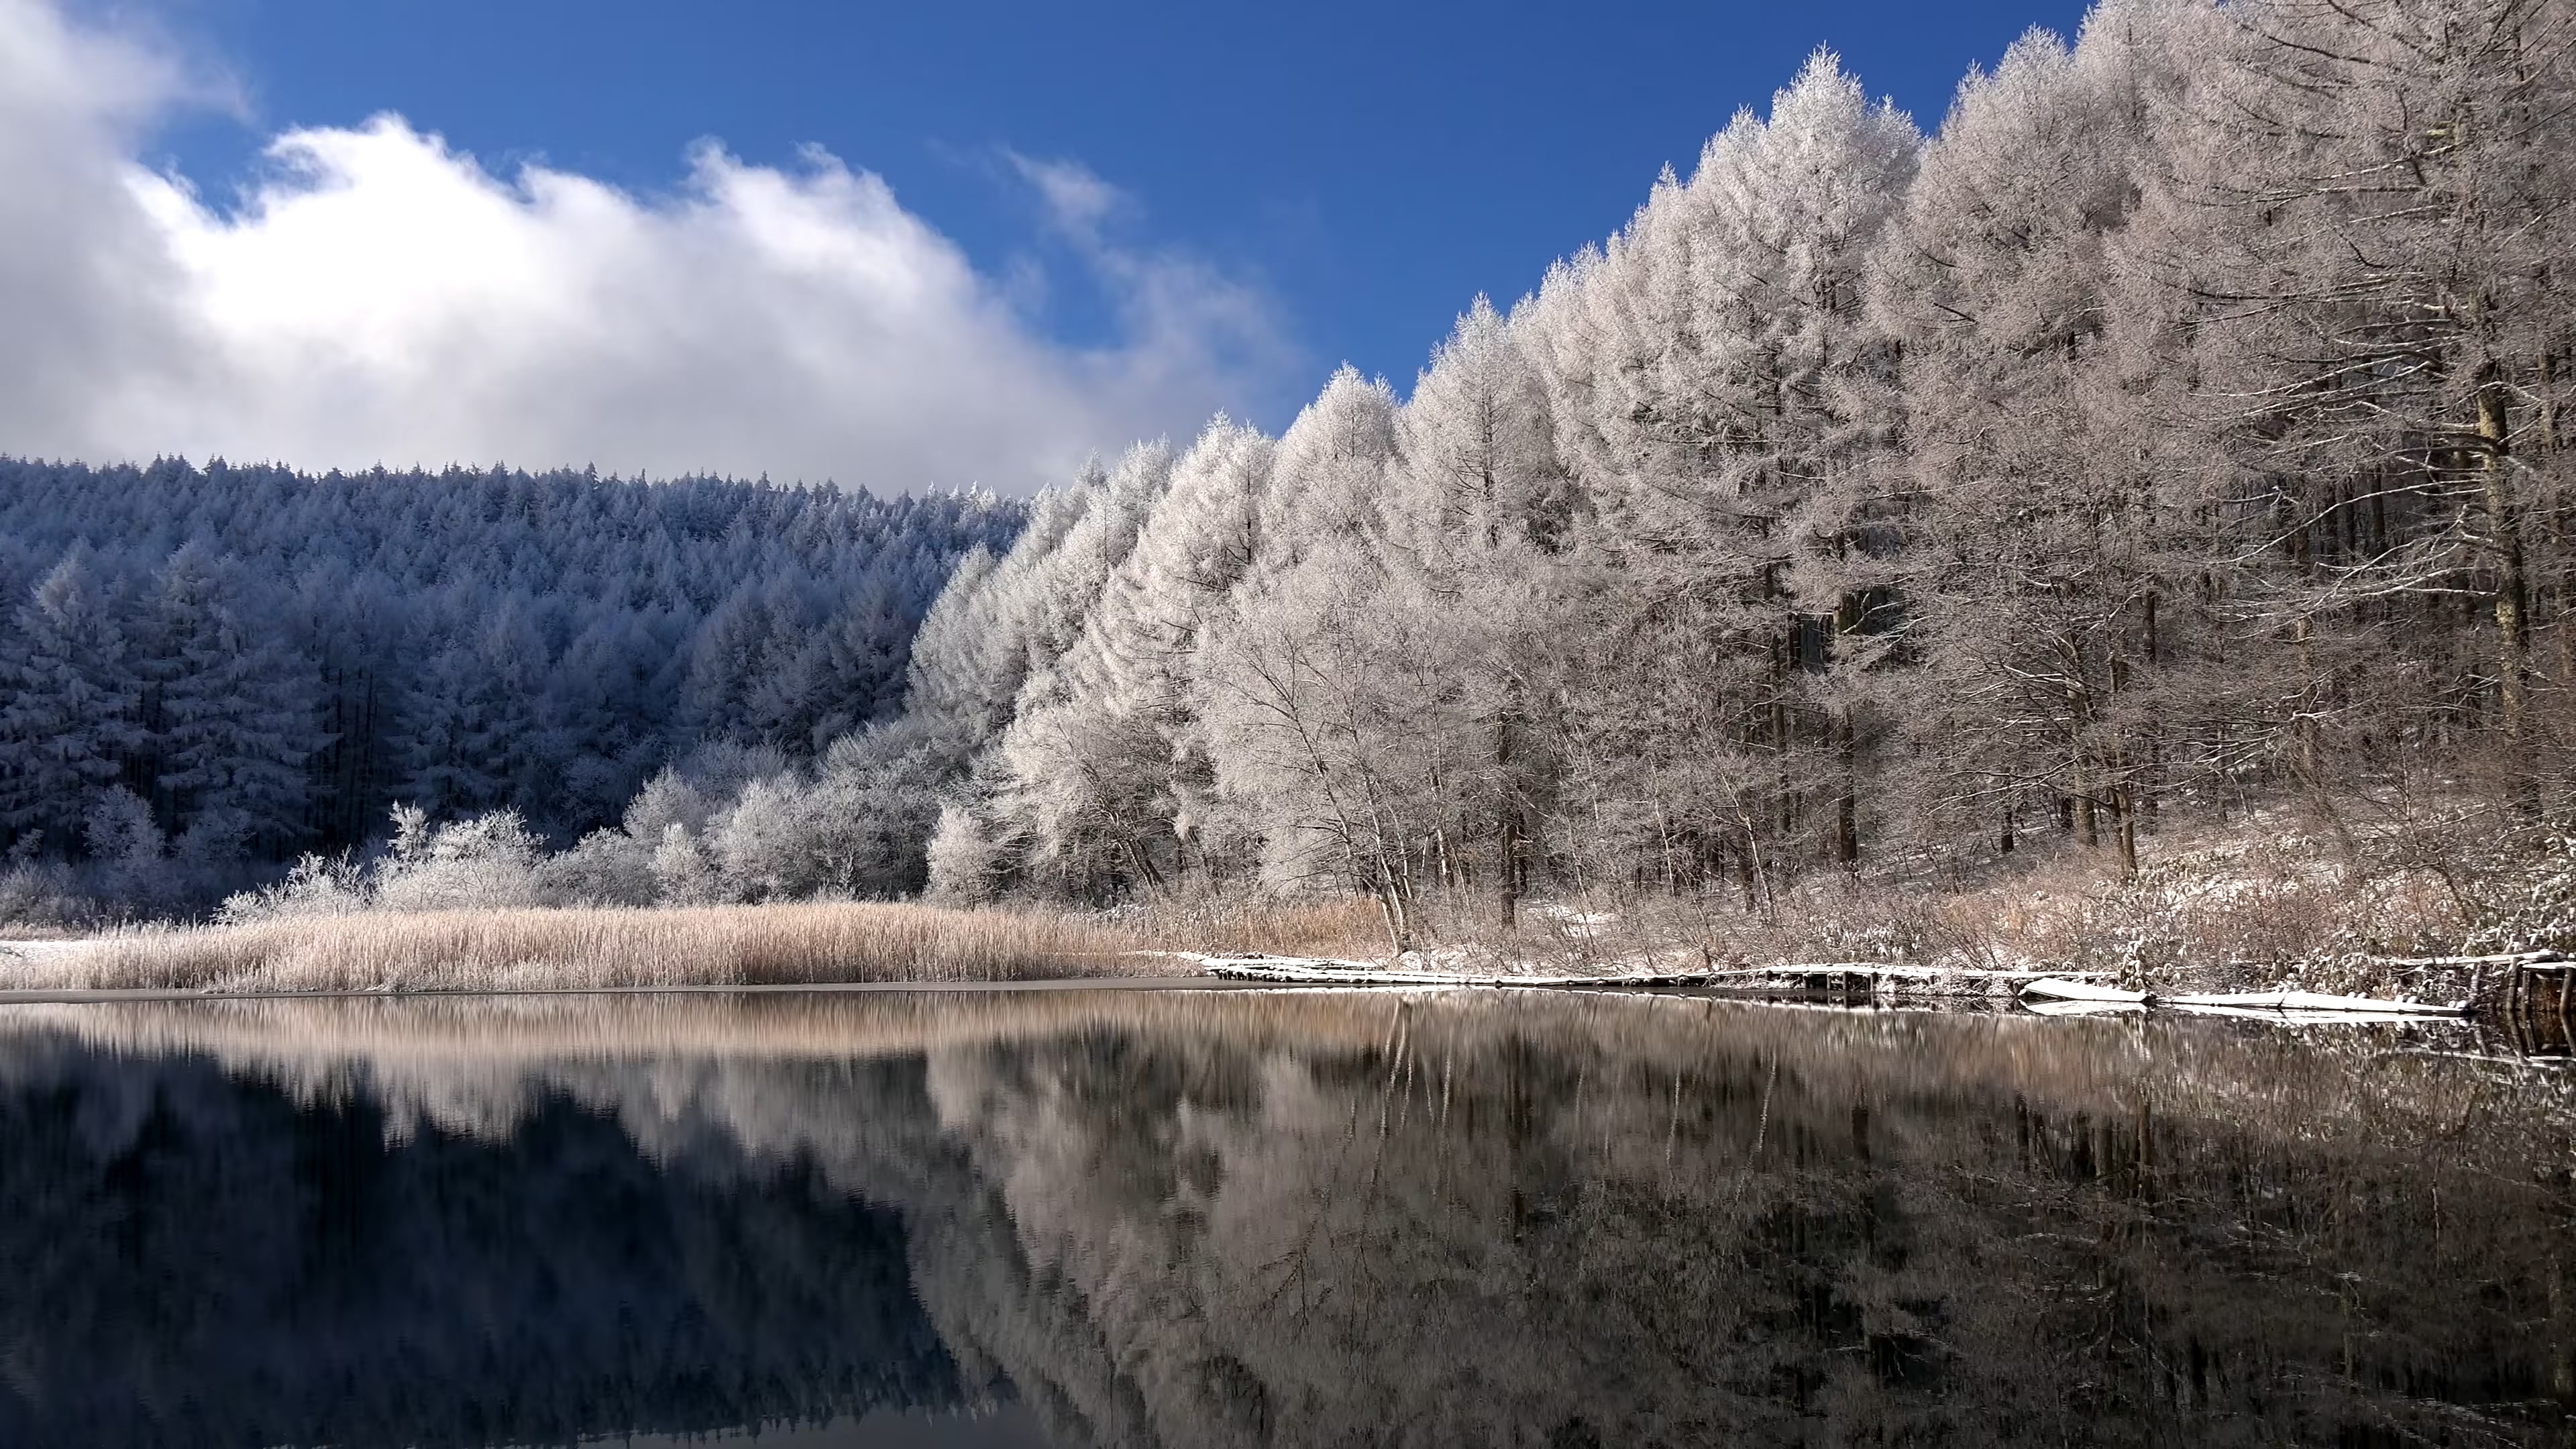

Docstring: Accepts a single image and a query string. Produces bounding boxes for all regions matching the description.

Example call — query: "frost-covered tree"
[2119,0,2576,788]
[985,419,1277,896]
[775,579,914,753]
[940,444,1175,900]
[1190,370,1460,946]
[1389,299,1580,924]
[905,488,1093,763]
[144,542,327,859]
[1868,9,2200,873]
[0,548,141,854]
[1541,52,1920,885]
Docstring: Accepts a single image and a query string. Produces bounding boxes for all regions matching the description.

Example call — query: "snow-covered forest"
[0,458,1017,907]
[912,0,2576,942]
[9,0,2575,936]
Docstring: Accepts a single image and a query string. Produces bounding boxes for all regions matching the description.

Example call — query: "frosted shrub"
[796,759,936,900]
[84,787,164,869]
[217,853,372,923]
[924,801,1001,904]
[2465,826,2576,956]
[0,863,95,929]
[623,768,711,844]
[217,805,555,922]
[81,786,179,914]
[173,809,257,866]
[710,777,810,901]
[673,743,792,808]
[535,829,657,908]
[372,806,547,912]
[651,822,717,904]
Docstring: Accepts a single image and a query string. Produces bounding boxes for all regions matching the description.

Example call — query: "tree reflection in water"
[0,990,2567,1447]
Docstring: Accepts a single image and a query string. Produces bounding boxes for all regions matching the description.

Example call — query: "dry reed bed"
[0,989,2554,1163]
[1116,894,1389,958]
[5,902,1189,994]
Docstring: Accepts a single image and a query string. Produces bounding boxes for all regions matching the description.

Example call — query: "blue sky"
[9,0,2092,489]
[137,1,2091,398]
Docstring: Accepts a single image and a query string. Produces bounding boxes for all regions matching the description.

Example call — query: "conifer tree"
[0,548,141,853]
[146,542,326,859]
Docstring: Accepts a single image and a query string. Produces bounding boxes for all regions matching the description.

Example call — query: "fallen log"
[2022,978,2151,1005]
[1191,955,2108,994]
[2161,988,2467,1017]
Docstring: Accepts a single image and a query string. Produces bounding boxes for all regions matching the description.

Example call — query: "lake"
[0,988,2568,1446]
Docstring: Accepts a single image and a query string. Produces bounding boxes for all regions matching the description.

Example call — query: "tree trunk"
[1376,885,1411,959]
[2294,614,2320,785]
[1495,700,1521,931]
[2479,362,2530,741]
[1831,592,1861,869]
[2110,775,2138,879]
[1833,709,1858,868]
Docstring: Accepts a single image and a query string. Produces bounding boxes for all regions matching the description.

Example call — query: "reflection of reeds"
[3,989,2557,1165]
[9,904,1189,994]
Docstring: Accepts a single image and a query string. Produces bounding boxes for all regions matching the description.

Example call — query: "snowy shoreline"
[1196,952,2499,1018]
[0,930,2548,1022]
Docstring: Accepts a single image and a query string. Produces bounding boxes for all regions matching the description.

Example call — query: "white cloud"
[1006,149,1126,243]
[0,0,1292,492]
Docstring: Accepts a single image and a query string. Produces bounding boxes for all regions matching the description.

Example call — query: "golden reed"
[0,895,1392,995]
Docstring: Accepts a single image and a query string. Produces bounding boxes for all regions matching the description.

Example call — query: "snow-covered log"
[2021,979,2150,1004]
[2160,989,2466,1017]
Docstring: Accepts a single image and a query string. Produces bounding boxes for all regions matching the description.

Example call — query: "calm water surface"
[0,989,2569,1447]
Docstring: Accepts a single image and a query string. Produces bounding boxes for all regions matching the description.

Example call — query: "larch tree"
[1392,297,1577,924]
[996,417,1278,895]
[1543,52,1919,895]
[1868,6,2201,875]
[953,443,1176,900]
[146,542,327,859]
[2122,0,2576,794]
[1195,368,1451,949]
[0,547,141,853]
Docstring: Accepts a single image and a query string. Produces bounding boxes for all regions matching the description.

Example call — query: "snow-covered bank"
[2024,976,2467,1018]
[2161,988,2466,1016]
[1197,955,2484,1020]
[1197,955,2105,998]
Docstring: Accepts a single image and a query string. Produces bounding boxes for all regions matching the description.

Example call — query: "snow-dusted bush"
[219,804,557,922]
[76,786,184,916]
[84,787,164,870]
[625,729,944,905]
[803,769,936,899]
[370,806,548,912]
[924,801,1001,905]
[2463,824,2576,956]
[0,863,96,929]
[215,853,372,924]
[794,730,941,899]
[623,768,712,845]
[535,829,657,908]
[671,743,792,813]
[651,822,717,904]
[710,776,812,901]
